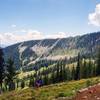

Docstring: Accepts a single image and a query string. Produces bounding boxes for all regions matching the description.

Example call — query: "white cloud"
[88,4,100,26]
[11,24,17,28]
[46,32,67,39]
[0,30,43,45]
[14,29,27,33]
[0,30,67,46]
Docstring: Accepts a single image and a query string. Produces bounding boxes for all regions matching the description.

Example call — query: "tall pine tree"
[96,47,100,76]
[71,65,76,80]
[75,53,81,80]
[6,57,16,91]
[6,57,16,83]
[0,47,5,89]
[56,62,60,83]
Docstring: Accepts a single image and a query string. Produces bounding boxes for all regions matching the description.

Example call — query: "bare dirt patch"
[74,84,100,100]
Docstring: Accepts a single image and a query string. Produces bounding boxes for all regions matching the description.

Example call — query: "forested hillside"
[3,32,100,70]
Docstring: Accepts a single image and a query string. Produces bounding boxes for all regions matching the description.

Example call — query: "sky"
[0,0,100,46]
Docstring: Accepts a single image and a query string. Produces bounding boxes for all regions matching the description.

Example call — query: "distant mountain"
[3,32,100,70]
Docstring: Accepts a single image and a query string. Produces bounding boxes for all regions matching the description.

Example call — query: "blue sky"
[0,0,100,45]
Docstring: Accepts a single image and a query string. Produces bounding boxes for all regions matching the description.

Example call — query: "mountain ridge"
[3,32,100,70]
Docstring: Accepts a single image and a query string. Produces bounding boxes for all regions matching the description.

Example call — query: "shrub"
[57,92,66,97]
[86,80,92,87]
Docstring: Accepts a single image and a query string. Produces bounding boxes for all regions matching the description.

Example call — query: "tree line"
[0,47,100,93]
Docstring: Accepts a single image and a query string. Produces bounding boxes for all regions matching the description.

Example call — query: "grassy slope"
[0,77,100,100]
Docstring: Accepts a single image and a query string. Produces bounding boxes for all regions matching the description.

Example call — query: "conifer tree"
[82,59,87,78]
[21,80,25,89]
[87,59,92,77]
[71,65,76,80]
[62,61,67,81]
[59,61,63,82]
[56,62,60,83]
[96,47,100,76]
[29,78,34,87]
[0,47,5,89]
[92,63,96,77]
[43,74,48,85]
[16,78,20,88]
[66,67,71,81]
[6,57,16,82]
[75,53,81,80]
[51,68,55,84]
[6,57,16,91]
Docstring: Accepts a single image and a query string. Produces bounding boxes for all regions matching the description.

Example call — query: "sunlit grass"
[0,77,100,100]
